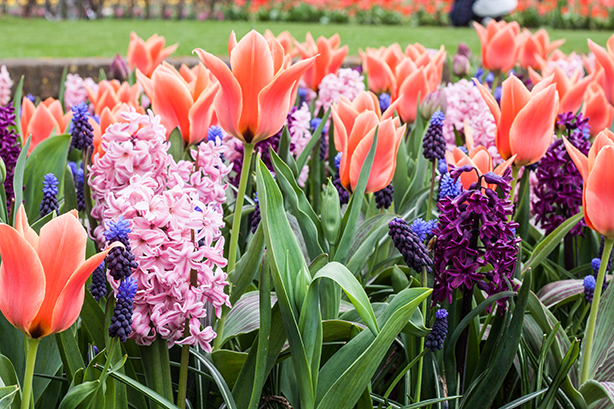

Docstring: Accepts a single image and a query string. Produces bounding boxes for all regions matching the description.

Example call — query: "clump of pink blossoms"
[0,65,13,107]
[316,68,365,114]
[89,109,231,351]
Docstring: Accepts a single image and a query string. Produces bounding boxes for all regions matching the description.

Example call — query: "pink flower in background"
[316,68,365,114]
[63,73,89,111]
[288,102,312,157]
[89,109,231,349]
[0,65,13,107]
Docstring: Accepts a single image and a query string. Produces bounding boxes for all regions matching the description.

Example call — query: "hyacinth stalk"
[177,246,198,409]
[580,238,614,384]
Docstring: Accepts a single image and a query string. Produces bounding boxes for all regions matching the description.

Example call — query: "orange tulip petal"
[188,82,219,145]
[397,69,428,123]
[128,32,153,74]
[498,76,532,160]
[150,69,193,139]
[563,137,589,182]
[585,146,614,239]
[14,203,39,249]
[588,39,614,104]
[345,111,380,191]
[27,104,59,151]
[559,75,592,114]
[21,97,35,138]
[588,129,614,174]
[332,107,349,154]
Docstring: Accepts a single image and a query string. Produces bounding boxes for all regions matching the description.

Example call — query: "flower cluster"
[70,102,94,151]
[0,65,12,107]
[423,110,446,162]
[63,73,89,111]
[410,218,438,242]
[0,104,20,209]
[316,68,365,114]
[40,173,59,217]
[432,167,520,309]
[533,113,590,236]
[374,184,394,209]
[109,277,138,342]
[388,217,432,273]
[89,109,231,350]
[425,309,448,351]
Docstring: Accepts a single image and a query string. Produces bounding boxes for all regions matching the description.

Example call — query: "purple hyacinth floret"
[410,218,438,242]
[70,102,94,151]
[432,166,520,310]
[533,113,590,236]
[40,173,59,217]
[584,275,596,303]
[109,276,137,342]
[0,104,20,211]
[374,183,394,209]
[388,217,433,273]
[379,93,391,112]
[425,309,448,351]
[90,261,107,301]
[423,110,446,162]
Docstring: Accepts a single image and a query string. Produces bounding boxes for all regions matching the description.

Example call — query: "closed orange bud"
[294,32,348,91]
[0,205,116,339]
[473,20,522,73]
[127,32,178,78]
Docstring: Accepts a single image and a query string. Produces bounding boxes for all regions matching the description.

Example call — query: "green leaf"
[210,350,247,391]
[583,284,614,382]
[11,136,30,225]
[55,329,85,384]
[10,77,23,143]
[104,370,178,409]
[537,339,580,409]
[190,349,238,409]
[58,66,68,112]
[580,380,614,407]
[167,127,183,162]
[522,212,583,276]
[0,385,19,409]
[392,134,410,213]
[228,222,265,305]
[23,134,71,221]
[99,68,107,81]
[0,355,20,409]
[277,125,299,176]
[312,262,379,336]
[222,292,276,345]
[537,279,584,309]
[401,395,462,408]
[498,389,548,409]
[81,291,106,351]
[58,380,100,409]
[33,335,63,404]
[61,166,78,214]
[315,287,431,409]
[346,214,395,275]
[296,107,330,171]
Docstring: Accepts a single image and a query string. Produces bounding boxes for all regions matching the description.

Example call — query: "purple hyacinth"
[388,217,433,273]
[90,261,107,301]
[378,93,391,112]
[40,173,59,217]
[374,183,394,209]
[423,110,446,162]
[584,275,596,303]
[425,309,448,351]
[108,276,137,342]
[410,218,438,242]
[432,166,520,310]
[533,112,590,236]
[104,217,138,281]
[0,104,20,210]
[70,102,94,151]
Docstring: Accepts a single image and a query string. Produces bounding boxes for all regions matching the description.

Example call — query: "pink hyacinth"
[63,73,89,111]
[547,53,585,80]
[316,68,365,114]
[470,109,500,165]
[89,109,231,350]
[0,65,13,107]
[289,102,312,157]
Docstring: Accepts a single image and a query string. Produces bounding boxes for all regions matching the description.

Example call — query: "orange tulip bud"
[294,32,348,91]
[127,32,178,78]
[473,20,521,73]
[518,28,565,70]
[564,129,614,239]
[21,97,72,153]
[85,80,140,116]
[195,30,316,145]
[0,205,116,338]
[475,75,559,166]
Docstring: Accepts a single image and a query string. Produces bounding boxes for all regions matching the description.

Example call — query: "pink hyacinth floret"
[316,68,365,114]
[64,73,89,110]
[89,108,231,351]
[0,65,13,107]
[289,102,312,158]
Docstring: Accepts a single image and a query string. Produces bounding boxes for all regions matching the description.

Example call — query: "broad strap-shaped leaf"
[11,76,23,143]
[0,385,19,409]
[580,380,614,408]
[222,292,277,345]
[537,339,580,409]
[229,222,266,305]
[210,350,248,391]
[167,127,183,162]
[583,285,614,382]
[346,213,395,275]
[296,107,330,171]
[105,370,179,409]
[537,279,584,309]
[0,355,21,409]
[57,380,100,409]
[61,166,78,214]
[191,350,238,409]
[11,136,30,225]
[55,328,85,384]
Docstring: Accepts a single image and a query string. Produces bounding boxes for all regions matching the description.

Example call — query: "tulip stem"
[508,165,520,220]
[580,238,613,384]
[21,337,40,409]
[426,160,437,221]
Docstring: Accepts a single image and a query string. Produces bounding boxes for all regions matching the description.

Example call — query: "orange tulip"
[137,62,219,145]
[445,146,515,190]
[473,20,522,73]
[195,30,316,145]
[583,84,614,137]
[528,64,592,115]
[359,44,404,94]
[518,28,565,70]
[564,129,614,239]
[127,32,178,78]
[86,80,140,116]
[294,32,348,91]
[475,75,559,166]
[264,29,295,57]
[21,97,72,153]
[0,205,116,339]
[588,38,614,105]
[332,91,406,193]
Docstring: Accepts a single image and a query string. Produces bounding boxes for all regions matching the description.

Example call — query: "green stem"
[176,342,191,409]
[21,337,40,409]
[227,143,254,277]
[99,337,118,381]
[580,238,613,384]
[426,160,436,221]
[415,267,428,401]
[490,71,500,94]
[509,165,520,221]
[383,348,429,407]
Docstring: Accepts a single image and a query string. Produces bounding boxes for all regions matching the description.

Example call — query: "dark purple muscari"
[0,104,20,210]
[251,194,261,233]
[108,276,137,342]
[432,166,519,310]
[70,102,94,151]
[374,183,394,209]
[105,217,138,281]
[388,217,433,273]
[533,112,590,236]
[425,309,448,351]
[40,173,59,217]
[423,110,446,162]
[584,275,596,303]
[90,261,107,301]
[333,170,349,205]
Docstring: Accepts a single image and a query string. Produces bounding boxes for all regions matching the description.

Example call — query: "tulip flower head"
[21,97,72,153]
[294,32,349,91]
[127,32,178,78]
[528,64,592,115]
[565,129,614,239]
[0,205,116,338]
[518,28,566,70]
[86,80,140,116]
[445,146,515,190]
[475,75,559,167]
[583,83,614,137]
[473,20,521,73]
[195,30,316,145]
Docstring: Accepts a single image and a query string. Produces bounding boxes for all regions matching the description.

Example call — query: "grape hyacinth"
[70,102,94,151]
[388,217,433,272]
[90,261,107,301]
[432,167,520,310]
[423,110,446,162]
[104,217,138,281]
[251,195,261,233]
[109,277,138,342]
[207,125,224,144]
[425,309,448,351]
[0,104,20,209]
[40,173,59,217]
[410,218,438,242]
[374,184,394,209]
[591,256,609,291]
[379,93,391,112]
[584,275,596,303]
[533,112,590,236]
[333,171,349,206]
[334,152,342,171]
[439,173,463,200]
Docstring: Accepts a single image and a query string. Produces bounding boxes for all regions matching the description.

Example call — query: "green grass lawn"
[0,16,611,59]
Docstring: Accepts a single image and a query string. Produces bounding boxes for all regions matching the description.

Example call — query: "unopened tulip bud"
[456,43,472,59]
[321,180,342,245]
[294,265,311,311]
[453,54,471,78]
[109,54,130,82]
[420,89,447,119]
